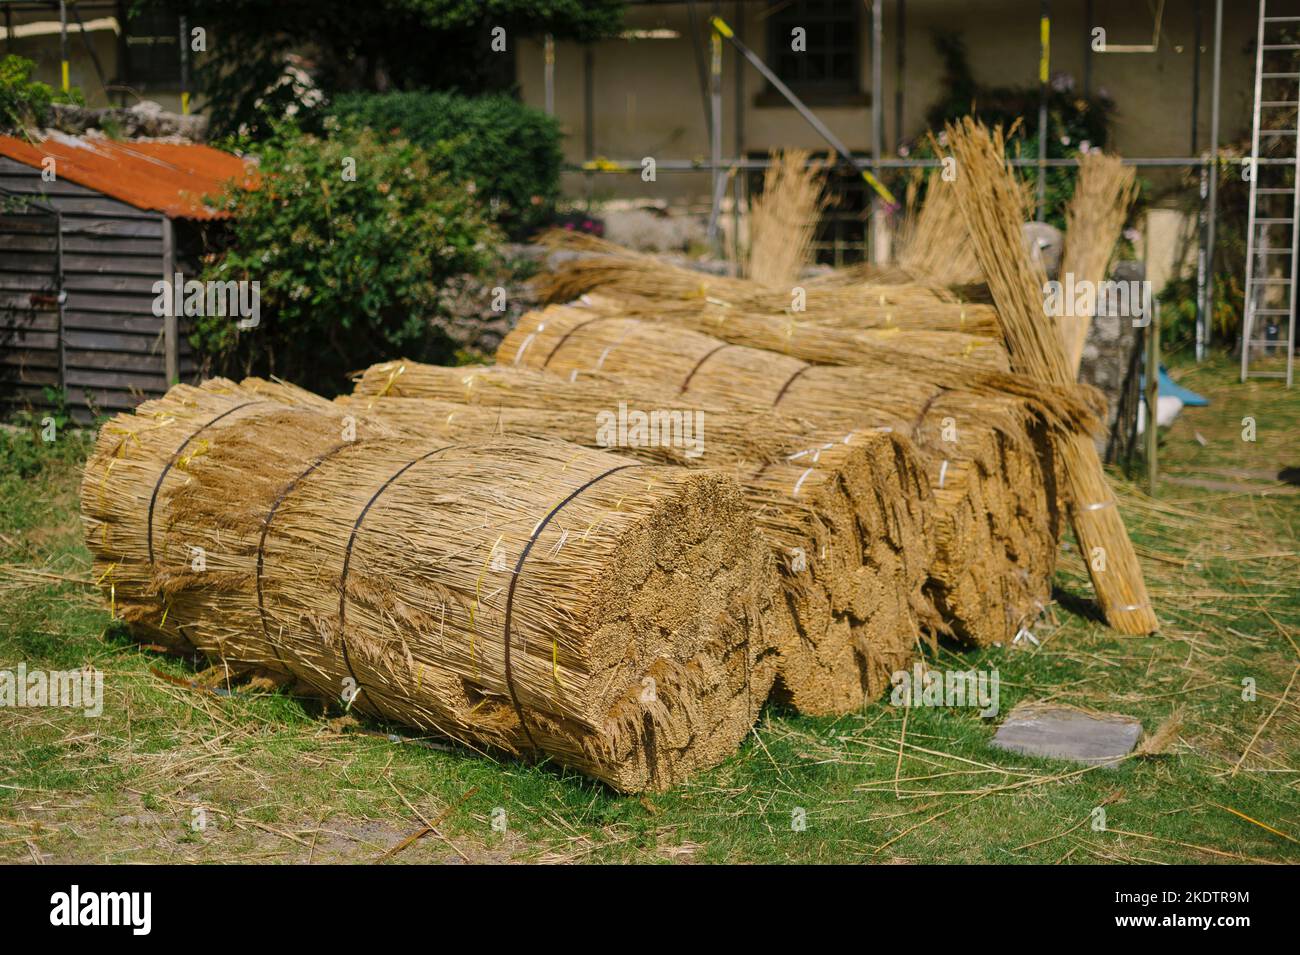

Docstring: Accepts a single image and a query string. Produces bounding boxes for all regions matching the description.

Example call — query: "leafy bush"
[329,91,563,237]
[0,55,82,132]
[193,123,500,395]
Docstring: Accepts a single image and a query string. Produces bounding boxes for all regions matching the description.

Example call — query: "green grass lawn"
[1,355,1296,864]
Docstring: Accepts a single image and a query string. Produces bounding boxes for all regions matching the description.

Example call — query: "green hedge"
[328,91,563,237]
[194,123,499,395]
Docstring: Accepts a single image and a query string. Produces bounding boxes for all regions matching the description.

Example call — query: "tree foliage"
[329,91,563,237]
[144,0,625,138]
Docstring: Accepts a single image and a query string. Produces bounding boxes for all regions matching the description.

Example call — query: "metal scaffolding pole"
[733,0,745,268]
[1204,0,1222,351]
[583,44,594,205]
[1036,0,1049,221]
[895,0,905,151]
[58,0,69,92]
[544,34,555,116]
[707,18,724,247]
[179,15,191,115]
[871,0,886,263]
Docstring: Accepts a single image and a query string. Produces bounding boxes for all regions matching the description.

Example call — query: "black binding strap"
[256,442,352,676]
[539,316,615,369]
[336,445,458,699]
[502,463,642,751]
[908,389,946,438]
[678,343,733,394]
[771,364,812,408]
[146,401,265,564]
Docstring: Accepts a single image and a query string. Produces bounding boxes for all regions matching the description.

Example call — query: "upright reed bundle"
[747,149,828,287]
[896,170,985,286]
[345,364,934,713]
[497,308,1059,645]
[944,117,1157,635]
[1059,151,1140,375]
[83,383,785,791]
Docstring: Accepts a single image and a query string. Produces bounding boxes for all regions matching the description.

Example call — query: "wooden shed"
[0,133,253,421]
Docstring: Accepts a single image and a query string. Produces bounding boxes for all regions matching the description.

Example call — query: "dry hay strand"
[746,148,829,287]
[897,169,985,286]
[1059,151,1140,375]
[572,292,1102,437]
[944,117,1156,635]
[497,308,1060,646]
[83,382,785,792]
[345,365,934,713]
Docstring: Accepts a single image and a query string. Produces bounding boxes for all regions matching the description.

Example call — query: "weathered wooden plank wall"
[0,156,198,421]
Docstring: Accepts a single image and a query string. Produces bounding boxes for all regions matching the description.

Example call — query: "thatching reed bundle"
[539,257,1001,347]
[497,308,1059,645]
[345,364,934,713]
[896,169,985,286]
[571,293,1103,436]
[1059,151,1140,375]
[539,227,988,322]
[801,261,956,300]
[83,382,786,791]
[575,287,1004,355]
[746,149,828,287]
[944,117,1157,635]
[79,378,390,653]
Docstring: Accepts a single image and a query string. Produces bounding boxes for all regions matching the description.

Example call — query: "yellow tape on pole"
[1040,17,1050,84]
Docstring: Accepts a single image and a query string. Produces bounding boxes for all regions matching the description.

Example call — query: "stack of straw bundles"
[82,381,784,791]
[496,308,1058,646]
[338,365,934,713]
[568,293,1102,437]
[944,118,1157,635]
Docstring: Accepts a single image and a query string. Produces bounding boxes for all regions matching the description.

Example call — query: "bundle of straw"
[896,170,985,286]
[571,293,1101,436]
[343,363,934,712]
[497,308,1059,645]
[82,383,785,791]
[746,149,828,287]
[540,227,980,314]
[944,117,1157,635]
[1059,151,1140,375]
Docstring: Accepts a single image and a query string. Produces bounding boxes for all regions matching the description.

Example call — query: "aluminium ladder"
[1242,0,1299,386]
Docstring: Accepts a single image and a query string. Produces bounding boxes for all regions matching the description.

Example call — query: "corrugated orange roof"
[0,133,256,219]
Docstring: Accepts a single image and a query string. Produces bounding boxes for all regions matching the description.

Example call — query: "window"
[766,0,862,102]
[124,9,181,88]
